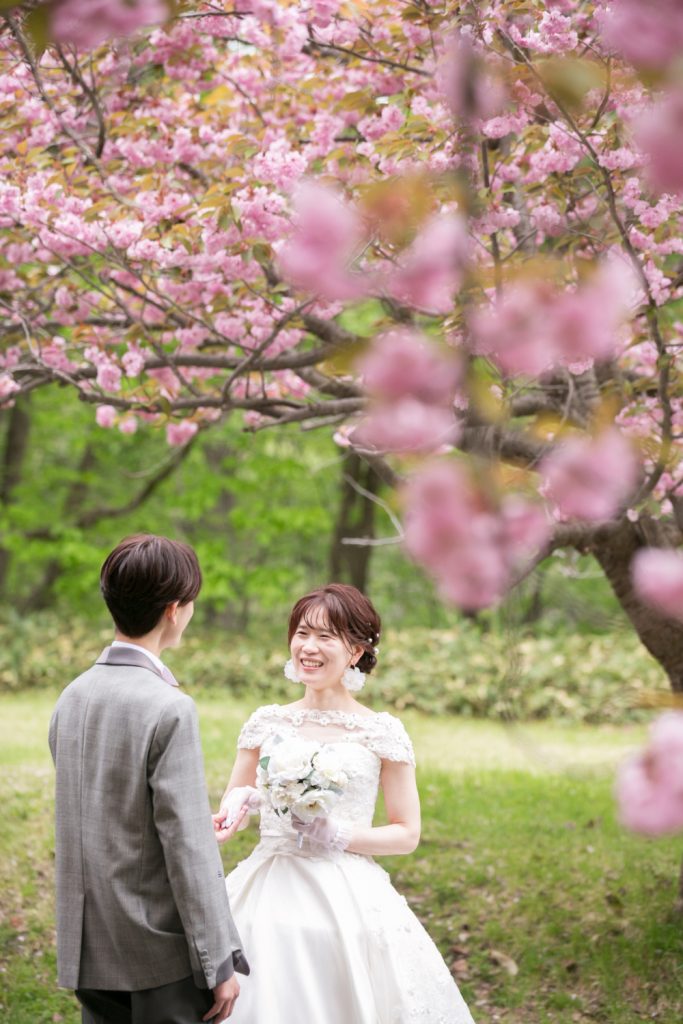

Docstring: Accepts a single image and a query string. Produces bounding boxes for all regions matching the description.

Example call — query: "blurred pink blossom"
[599,0,683,69]
[635,90,683,196]
[436,542,510,611]
[403,461,483,569]
[308,0,338,29]
[352,400,459,454]
[631,547,683,622]
[122,346,145,378]
[276,182,366,300]
[437,31,505,122]
[403,461,549,610]
[166,421,199,446]
[470,283,557,377]
[541,429,640,523]
[51,0,168,50]
[616,713,683,836]
[0,373,20,401]
[499,498,552,567]
[358,328,460,405]
[95,405,117,428]
[387,214,468,315]
[470,261,638,377]
[96,361,122,393]
[118,416,138,435]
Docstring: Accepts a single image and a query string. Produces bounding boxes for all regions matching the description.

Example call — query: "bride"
[214,583,475,1023]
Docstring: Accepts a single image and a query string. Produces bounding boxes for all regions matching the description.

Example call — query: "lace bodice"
[237,704,415,838]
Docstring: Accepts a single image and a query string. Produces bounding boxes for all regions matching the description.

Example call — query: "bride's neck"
[299,684,357,712]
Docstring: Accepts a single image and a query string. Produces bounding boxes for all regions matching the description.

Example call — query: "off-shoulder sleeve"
[368,713,416,766]
[237,705,276,750]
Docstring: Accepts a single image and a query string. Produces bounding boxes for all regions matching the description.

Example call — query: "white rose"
[311,748,348,789]
[267,738,320,783]
[268,779,307,812]
[291,787,340,822]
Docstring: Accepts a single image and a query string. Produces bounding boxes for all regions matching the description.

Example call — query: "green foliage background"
[1,386,665,724]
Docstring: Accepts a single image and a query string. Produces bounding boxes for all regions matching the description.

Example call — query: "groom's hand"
[204,975,240,1021]
[212,804,249,844]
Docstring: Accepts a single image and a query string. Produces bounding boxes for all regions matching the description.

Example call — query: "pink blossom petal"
[632,548,683,622]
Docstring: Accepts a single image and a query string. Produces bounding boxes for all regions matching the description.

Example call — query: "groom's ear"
[165,600,180,625]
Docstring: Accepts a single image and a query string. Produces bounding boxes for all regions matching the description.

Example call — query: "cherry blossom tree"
[1,0,682,690]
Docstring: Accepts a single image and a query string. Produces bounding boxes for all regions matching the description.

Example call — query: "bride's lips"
[299,658,324,672]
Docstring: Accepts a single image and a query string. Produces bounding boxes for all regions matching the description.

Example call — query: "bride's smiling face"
[290,606,361,689]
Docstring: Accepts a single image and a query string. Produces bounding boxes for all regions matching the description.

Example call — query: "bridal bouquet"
[257,737,348,827]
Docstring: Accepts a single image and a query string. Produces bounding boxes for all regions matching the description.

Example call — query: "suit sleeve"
[48,707,58,765]
[148,696,249,988]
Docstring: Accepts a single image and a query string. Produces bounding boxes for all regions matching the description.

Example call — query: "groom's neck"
[114,630,164,658]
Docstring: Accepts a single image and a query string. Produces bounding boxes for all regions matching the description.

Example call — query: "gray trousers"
[76,975,214,1024]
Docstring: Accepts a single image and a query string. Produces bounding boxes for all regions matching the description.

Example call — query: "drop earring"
[342,664,365,691]
[284,659,301,683]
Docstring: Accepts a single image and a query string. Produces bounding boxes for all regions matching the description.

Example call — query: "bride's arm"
[221,748,260,798]
[344,760,421,856]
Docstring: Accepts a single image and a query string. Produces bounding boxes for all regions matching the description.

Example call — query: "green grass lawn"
[1,691,682,1024]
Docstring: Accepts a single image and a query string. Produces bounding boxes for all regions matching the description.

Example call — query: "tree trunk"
[329,453,379,593]
[0,396,31,595]
[589,517,683,691]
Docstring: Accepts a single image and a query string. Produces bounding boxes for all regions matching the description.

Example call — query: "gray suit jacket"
[49,646,249,992]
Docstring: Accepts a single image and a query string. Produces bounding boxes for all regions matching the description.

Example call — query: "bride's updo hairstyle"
[288,583,381,675]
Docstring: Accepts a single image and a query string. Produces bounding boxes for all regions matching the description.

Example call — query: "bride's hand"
[213,785,262,845]
[213,804,250,845]
[290,813,352,852]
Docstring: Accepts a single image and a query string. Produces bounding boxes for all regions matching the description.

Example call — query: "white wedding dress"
[225,704,475,1023]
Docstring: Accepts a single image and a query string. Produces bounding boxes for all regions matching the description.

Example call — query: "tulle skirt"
[225,836,475,1024]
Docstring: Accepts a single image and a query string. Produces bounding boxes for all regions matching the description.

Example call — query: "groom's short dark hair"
[100,534,201,637]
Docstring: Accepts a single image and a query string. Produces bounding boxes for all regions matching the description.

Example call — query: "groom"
[49,534,249,1024]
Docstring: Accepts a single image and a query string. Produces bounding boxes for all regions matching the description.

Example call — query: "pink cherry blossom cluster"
[540,429,641,524]
[616,713,683,836]
[352,328,461,455]
[277,183,466,312]
[275,182,364,301]
[470,259,639,378]
[387,214,468,315]
[403,461,551,611]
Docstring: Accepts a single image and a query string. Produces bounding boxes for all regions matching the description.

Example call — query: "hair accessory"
[284,658,301,683]
[342,664,365,691]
